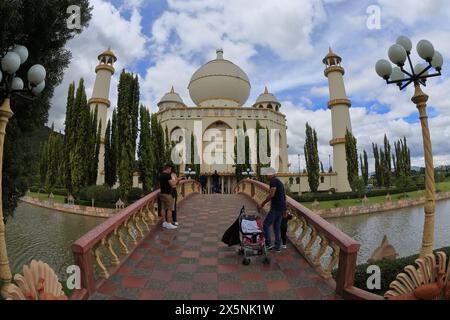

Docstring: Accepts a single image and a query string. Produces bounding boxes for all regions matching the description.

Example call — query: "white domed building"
[90,47,352,193]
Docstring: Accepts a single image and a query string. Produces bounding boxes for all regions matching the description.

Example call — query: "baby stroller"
[238,206,271,265]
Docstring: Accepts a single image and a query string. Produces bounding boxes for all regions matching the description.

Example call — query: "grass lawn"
[27,192,66,204]
[301,181,450,210]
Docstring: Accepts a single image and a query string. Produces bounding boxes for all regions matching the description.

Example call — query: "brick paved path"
[90,194,339,300]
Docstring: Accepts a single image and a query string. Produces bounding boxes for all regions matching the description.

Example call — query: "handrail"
[71,179,201,299]
[235,179,370,298]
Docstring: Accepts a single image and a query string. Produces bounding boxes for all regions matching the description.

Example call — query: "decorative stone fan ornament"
[5,260,68,300]
[385,252,450,300]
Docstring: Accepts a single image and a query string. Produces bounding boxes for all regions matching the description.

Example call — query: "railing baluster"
[94,239,109,279]
[106,233,120,266]
[304,225,318,256]
[134,212,144,238]
[115,226,128,255]
[126,217,137,245]
[324,243,340,279]
[313,234,329,267]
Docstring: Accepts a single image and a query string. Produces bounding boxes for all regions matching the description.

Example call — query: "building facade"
[92,48,353,193]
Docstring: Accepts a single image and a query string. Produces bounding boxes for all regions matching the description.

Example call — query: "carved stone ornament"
[5,260,68,300]
[385,252,450,300]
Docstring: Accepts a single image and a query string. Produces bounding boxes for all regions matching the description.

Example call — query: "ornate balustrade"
[71,180,201,299]
[236,179,381,299]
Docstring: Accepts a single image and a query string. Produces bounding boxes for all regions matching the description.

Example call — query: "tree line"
[301,122,412,193]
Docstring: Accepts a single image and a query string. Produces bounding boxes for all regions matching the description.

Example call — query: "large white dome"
[188,49,251,107]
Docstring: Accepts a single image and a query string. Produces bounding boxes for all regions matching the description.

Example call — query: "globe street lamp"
[0,44,46,296]
[242,168,254,179]
[375,36,443,258]
[184,167,196,179]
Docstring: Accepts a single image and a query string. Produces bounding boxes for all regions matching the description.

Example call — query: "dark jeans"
[263,209,283,250]
[281,219,288,246]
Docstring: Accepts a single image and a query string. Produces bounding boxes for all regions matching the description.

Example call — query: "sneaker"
[173,222,179,226]
[167,223,178,230]
[162,221,169,229]
[266,245,274,251]
[275,247,282,253]
[282,245,287,249]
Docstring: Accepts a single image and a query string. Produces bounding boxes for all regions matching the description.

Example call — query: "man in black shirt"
[257,167,287,252]
[160,164,181,230]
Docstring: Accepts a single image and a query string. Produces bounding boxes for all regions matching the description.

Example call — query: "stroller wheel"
[263,257,271,265]
[242,258,251,266]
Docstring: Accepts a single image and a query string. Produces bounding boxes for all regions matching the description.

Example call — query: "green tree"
[304,123,320,192]
[383,134,392,187]
[345,128,359,191]
[149,113,166,189]
[372,143,383,187]
[63,82,76,191]
[362,150,369,185]
[138,106,153,193]
[104,120,114,187]
[110,110,119,187]
[0,0,92,219]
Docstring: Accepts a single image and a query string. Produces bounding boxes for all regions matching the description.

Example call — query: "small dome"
[158,86,185,108]
[322,47,341,65]
[98,47,117,63]
[188,49,251,107]
[253,86,280,106]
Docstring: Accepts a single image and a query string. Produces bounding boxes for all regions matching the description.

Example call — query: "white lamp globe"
[12,45,29,64]
[32,81,45,96]
[11,77,24,90]
[388,44,407,66]
[431,51,443,71]
[417,40,435,61]
[414,63,429,77]
[1,51,21,74]
[390,67,405,82]
[396,36,412,53]
[375,59,393,79]
[28,64,46,85]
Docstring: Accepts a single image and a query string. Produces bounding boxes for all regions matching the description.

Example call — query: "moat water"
[328,199,450,264]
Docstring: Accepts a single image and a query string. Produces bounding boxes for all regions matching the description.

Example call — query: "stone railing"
[71,180,201,299]
[236,179,381,299]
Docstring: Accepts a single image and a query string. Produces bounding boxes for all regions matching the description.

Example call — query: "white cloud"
[50,0,147,131]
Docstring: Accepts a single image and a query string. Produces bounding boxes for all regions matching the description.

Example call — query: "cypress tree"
[111,110,118,187]
[138,106,153,193]
[363,150,369,185]
[63,82,75,191]
[345,128,359,191]
[304,122,320,192]
[373,143,382,187]
[383,134,391,187]
[104,120,114,187]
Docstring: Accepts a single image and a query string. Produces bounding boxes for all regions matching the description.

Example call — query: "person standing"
[257,167,286,252]
[170,168,179,226]
[280,212,293,249]
[199,173,207,194]
[160,164,181,230]
[212,170,220,194]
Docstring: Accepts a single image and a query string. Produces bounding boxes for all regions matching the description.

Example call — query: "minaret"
[88,48,117,185]
[323,48,352,192]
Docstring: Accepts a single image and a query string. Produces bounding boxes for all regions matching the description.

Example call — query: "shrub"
[333,202,340,208]
[77,185,119,204]
[332,246,450,296]
[129,187,144,202]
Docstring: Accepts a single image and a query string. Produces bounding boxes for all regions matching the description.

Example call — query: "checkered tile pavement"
[90,194,339,300]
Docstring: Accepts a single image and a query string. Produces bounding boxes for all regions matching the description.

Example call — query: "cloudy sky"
[50,0,450,172]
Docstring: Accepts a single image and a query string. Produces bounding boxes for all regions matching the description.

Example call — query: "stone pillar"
[323,48,352,192]
[89,48,117,186]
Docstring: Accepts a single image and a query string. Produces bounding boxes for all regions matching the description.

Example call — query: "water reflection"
[6,202,103,279]
[328,200,450,264]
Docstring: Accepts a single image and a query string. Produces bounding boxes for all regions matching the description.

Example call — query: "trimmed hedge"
[294,184,425,203]
[332,246,450,296]
[29,186,68,197]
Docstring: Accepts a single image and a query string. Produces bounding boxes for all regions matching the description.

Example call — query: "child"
[280,211,293,249]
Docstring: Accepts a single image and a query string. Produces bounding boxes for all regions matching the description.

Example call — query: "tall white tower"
[323,48,352,192]
[88,48,117,185]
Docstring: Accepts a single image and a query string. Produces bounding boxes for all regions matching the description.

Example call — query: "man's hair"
[163,164,173,170]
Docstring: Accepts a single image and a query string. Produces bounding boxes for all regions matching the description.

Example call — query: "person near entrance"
[165,167,179,226]
[199,173,207,194]
[257,167,286,252]
[160,164,181,230]
[212,170,220,194]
